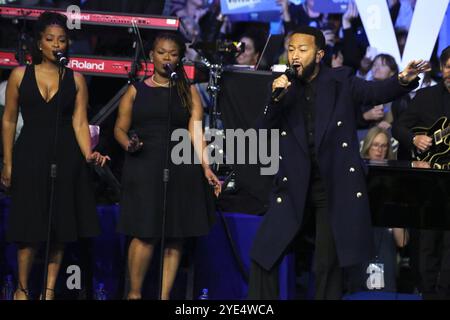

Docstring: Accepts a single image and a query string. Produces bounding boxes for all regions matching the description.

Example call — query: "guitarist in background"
[392,45,450,299]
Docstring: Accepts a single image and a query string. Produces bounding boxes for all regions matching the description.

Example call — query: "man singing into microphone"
[248,26,430,300]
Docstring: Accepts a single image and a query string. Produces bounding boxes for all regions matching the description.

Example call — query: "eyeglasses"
[371,143,389,150]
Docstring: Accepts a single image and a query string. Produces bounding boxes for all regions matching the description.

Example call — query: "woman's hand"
[1,163,12,188]
[86,151,110,167]
[127,133,143,153]
[363,105,384,121]
[204,166,222,197]
[377,120,392,130]
[342,0,358,29]
[277,0,290,21]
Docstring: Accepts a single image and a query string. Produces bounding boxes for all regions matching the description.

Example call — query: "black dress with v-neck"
[6,65,100,242]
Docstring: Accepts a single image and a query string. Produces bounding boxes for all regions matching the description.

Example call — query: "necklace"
[151,75,170,87]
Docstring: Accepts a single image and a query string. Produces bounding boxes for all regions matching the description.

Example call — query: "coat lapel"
[280,66,339,155]
[283,86,309,155]
[314,66,337,152]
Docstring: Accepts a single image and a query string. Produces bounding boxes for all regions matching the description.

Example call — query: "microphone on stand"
[271,66,296,102]
[53,51,69,67]
[164,63,179,81]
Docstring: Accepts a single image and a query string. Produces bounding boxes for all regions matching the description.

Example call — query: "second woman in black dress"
[114,32,221,300]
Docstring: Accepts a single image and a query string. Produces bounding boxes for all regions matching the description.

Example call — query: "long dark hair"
[152,32,192,112]
[31,11,70,65]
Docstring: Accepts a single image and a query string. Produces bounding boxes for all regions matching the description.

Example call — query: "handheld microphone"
[53,51,68,66]
[163,63,178,80]
[271,66,296,102]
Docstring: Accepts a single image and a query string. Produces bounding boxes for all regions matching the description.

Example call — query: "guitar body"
[412,117,450,166]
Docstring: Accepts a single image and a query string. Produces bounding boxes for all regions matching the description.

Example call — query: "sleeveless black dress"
[117,82,215,238]
[6,65,100,243]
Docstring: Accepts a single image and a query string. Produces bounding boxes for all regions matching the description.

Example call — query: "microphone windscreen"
[285,66,296,80]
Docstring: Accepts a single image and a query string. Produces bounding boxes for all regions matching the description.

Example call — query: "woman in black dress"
[114,32,221,300]
[1,12,109,300]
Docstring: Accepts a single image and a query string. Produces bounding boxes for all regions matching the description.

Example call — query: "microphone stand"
[158,74,174,300]
[41,63,65,300]
[90,20,147,128]
[13,18,28,66]
[192,49,251,283]
[129,20,148,83]
[198,55,224,173]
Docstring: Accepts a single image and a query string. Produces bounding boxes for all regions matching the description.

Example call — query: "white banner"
[355,0,449,69]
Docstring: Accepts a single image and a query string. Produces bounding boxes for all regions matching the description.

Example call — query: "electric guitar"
[412,116,450,167]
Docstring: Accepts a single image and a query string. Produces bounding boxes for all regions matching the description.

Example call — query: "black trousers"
[419,230,450,298]
[248,173,343,300]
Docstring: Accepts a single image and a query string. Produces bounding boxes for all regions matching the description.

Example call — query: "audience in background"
[278,0,325,32]
[359,54,410,132]
[235,31,265,67]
